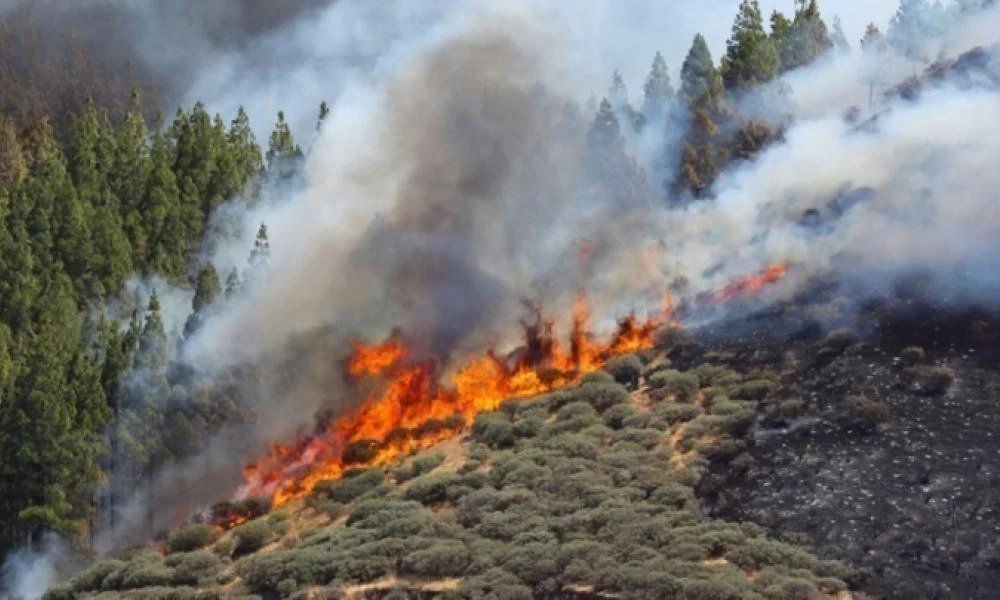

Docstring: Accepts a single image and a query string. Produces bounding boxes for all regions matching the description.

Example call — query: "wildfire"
[231,262,787,515]
[235,293,677,509]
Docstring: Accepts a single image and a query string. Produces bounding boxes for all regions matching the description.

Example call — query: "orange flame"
[235,294,678,509]
[712,261,790,303]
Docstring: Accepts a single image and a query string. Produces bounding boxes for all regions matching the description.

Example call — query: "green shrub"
[512,416,545,438]
[655,403,703,424]
[500,542,561,585]
[649,370,700,402]
[602,403,639,429]
[710,400,753,416]
[347,499,424,527]
[400,540,471,577]
[552,401,600,432]
[921,366,955,395]
[576,382,630,413]
[457,567,533,599]
[102,550,173,590]
[236,546,337,594]
[580,370,616,386]
[471,412,516,449]
[614,427,662,450]
[733,379,776,400]
[166,549,221,586]
[313,468,385,503]
[404,471,462,505]
[165,523,217,554]
[603,355,643,387]
[232,518,273,556]
[900,345,926,365]
[542,432,601,459]
[679,579,753,600]
[69,559,125,592]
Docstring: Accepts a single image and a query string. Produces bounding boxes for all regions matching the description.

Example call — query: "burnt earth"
[686,301,1000,600]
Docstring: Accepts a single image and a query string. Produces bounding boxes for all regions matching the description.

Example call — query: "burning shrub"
[232,518,274,556]
[921,366,956,395]
[211,496,272,528]
[404,471,463,505]
[165,523,217,554]
[342,438,382,465]
[313,467,385,503]
[649,370,700,402]
[576,382,630,413]
[471,412,516,449]
[900,345,926,365]
[400,540,471,577]
[603,354,643,387]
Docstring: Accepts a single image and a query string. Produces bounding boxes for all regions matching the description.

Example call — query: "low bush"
[580,371,616,386]
[69,559,124,592]
[823,329,858,352]
[232,518,273,556]
[404,471,463,505]
[166,549,221,586]
[694,364,742,388]
[513,415,545,439]
[614,427,662,450]
[921,366,955,395]
[576,382,630,413]
[649,370,700,402]
[165,523,217,554]
[551,401,600,433]
[603,354,643,387]
[101,549,173,590]
[313,468,385,503]
[458,567,533,599]
[400,540,471,577]
[471,412,516,449]
[602,403,639,429]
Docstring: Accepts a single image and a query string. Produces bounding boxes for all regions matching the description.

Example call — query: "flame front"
[236,294,677,508]
[712,261,790,303]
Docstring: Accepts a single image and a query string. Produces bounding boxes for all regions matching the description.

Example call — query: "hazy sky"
[578,0,902,93]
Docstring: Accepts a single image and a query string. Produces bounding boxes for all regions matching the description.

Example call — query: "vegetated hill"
[43,334,865,600]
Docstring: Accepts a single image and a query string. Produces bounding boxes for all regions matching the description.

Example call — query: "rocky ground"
[690,296,1000,600]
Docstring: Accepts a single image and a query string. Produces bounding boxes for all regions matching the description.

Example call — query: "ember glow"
[235,293,677,508]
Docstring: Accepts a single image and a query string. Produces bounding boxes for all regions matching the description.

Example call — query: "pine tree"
[680,34,719,105]
[888,0,937,63]
[141,129,188,280]
[641,52,675,124]
[721,0,781,91]
[585,99,648,208]
[113,92,152,263]
[184,264,222,338]
[772,0,832,72]
[229,106,263,187]
[675,35,728,201]
[0,114,27,188]
[248,222,271,269]
[317,101,331,131]
[830,15,850,53]
[224,268,241,300]
[266,111,303,181]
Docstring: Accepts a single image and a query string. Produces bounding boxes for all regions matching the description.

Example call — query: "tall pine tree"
[721,0,781,91]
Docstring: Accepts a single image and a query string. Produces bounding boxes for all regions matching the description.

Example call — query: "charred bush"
[823,329,858,352]
[900,345,926,365]
[920,366,955,395]
[844,395,891,432]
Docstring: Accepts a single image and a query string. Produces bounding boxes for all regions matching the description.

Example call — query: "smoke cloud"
[16,0,1000,590]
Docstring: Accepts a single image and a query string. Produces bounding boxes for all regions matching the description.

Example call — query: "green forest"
[0,0,973,581]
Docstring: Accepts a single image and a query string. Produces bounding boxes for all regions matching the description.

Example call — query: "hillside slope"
[43,343,864,600]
